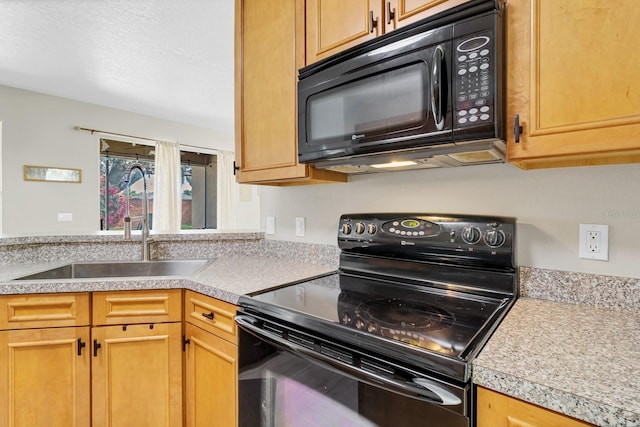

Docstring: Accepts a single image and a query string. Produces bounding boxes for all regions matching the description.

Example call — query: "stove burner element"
[356,298,455,331]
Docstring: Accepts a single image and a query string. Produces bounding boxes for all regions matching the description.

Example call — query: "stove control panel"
[338,213,515,268]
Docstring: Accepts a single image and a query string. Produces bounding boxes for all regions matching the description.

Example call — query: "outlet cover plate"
[579,224,609,261]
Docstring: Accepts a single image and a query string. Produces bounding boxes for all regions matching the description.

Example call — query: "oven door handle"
[236,315,464,409]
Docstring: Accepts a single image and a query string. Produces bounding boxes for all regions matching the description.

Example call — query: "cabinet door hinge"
[233,161,240,176]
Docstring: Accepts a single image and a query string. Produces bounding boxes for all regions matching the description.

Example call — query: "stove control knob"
[461,226,481,244]
[355,319,365,329]
[355,222,366,235]
[341,223,352,235]
[367,223,377,235]
[484,229,505,247]
[341,313,352,325]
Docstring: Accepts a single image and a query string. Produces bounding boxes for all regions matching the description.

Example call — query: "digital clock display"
[401,219,421,228]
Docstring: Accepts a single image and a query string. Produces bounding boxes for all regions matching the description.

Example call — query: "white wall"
[0,85,259,234]
[260,162,640,278]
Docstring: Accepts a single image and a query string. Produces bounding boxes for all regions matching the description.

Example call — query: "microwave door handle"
[431,46,447,131]
[235,315,464,411]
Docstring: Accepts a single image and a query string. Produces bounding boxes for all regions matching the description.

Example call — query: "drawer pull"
[93,339,102,357]
[202,312,215,320]
[77,338,86,356]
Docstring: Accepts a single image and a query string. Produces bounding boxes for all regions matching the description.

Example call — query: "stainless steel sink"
[15,259,211,280]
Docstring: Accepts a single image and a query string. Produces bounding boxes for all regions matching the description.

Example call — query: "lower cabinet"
[0,326,91,427]
[477,386,595,427]
[91,290,183,427]
[184,290,238,427]
[91,323,183,427]
[0,293,91,427]
[0,289,238,427]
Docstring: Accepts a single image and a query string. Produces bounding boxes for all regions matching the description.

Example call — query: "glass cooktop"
[250,272,508,359]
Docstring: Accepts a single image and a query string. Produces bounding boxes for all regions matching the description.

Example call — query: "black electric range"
[236,213,517,425]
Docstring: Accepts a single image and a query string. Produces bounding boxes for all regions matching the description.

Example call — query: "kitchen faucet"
[124,163,153,261]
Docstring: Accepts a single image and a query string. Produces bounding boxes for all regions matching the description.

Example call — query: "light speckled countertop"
[473,298,640,426]
[0,256,337,305]
[2,232,639,426]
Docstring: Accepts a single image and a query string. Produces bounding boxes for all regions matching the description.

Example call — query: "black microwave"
[297,0,505,173]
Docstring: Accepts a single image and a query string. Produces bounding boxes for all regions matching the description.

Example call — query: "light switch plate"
[266,216,275,235]
[57,213,73,221]
[295,217,305,237]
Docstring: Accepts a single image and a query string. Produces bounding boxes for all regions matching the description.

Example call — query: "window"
[99,139,217,230]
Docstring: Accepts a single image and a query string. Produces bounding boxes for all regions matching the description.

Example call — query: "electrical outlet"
[57,213,73,222]
[266,216,276,235]
[579,224,609,261]
[295,217,305,237]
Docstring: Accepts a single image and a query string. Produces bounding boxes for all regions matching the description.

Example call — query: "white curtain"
[152,141,182,232]
[217,150,238,229]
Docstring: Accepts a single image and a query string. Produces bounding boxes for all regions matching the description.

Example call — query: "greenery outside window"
[99,139,217,230]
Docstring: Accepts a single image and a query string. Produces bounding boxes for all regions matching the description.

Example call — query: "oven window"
[239,329,468,427]
[306,62,428,146]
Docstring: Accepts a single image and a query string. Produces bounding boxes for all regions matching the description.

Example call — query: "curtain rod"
[74,126,219,154]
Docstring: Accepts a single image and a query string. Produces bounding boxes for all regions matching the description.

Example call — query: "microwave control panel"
[453,31,495,129]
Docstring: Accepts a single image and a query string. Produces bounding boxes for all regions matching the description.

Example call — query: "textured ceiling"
[0,0,234,136]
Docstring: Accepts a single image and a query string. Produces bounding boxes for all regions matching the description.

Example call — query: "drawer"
[184,290,237,344]
[0,293,90,330]
[92,289,182,325]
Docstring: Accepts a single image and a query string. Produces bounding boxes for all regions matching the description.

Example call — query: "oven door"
[237,314,470,427]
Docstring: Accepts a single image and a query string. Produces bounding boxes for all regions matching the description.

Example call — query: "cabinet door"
[306,0,383,63]
[477,387,594,427]
[0,327,91,427]
[184,323,238,427]
[506,0,640,169]
[235,0,346,185]
[92,323,182,427]
[386,0,469,31]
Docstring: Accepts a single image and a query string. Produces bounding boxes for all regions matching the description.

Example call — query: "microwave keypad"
[455,35,493,127]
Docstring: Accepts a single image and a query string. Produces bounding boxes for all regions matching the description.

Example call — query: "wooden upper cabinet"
[506,0,640,169]
[387,0,470,31]
[234,0,346,185]
[306,0,468,63]
[306,0,382,63]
